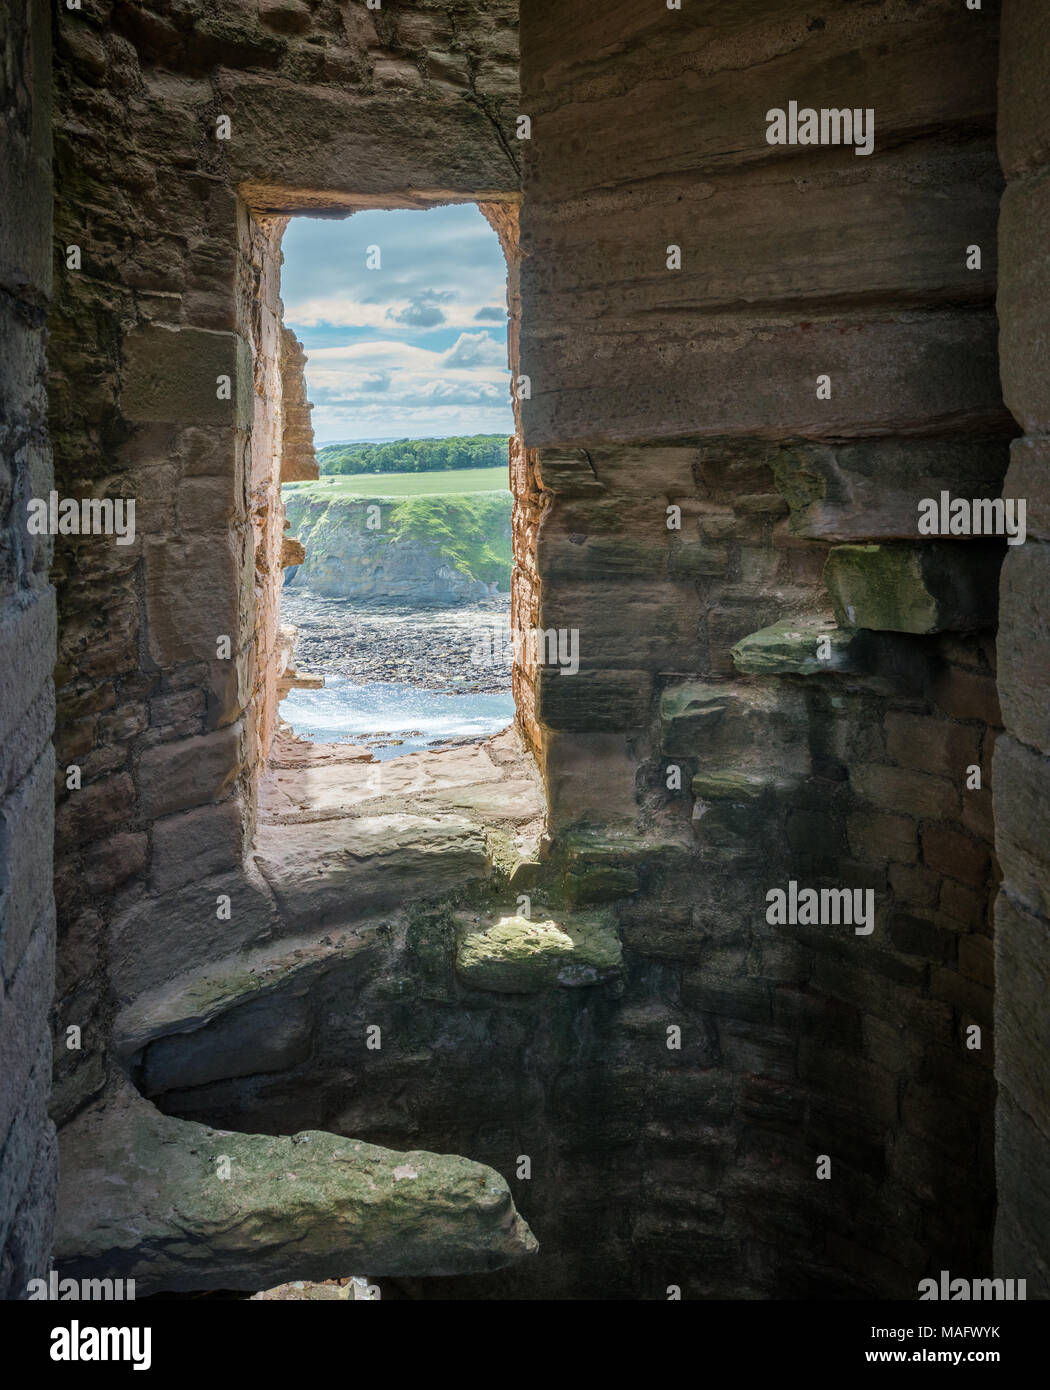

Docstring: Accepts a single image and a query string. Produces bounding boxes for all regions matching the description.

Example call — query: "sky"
[279,204,515,444]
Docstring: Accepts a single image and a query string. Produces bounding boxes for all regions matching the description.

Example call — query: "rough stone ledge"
[253,812,490,931]
[112,921,380,1057]
[54,1083,537,1294]
[731,618,868,676]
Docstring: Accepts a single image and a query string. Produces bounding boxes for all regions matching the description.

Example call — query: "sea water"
[281,674,514,760]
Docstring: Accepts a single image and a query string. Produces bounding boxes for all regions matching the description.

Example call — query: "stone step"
[54,1083,537,1294]
[114,918,378,1056]
[253,812,490,933]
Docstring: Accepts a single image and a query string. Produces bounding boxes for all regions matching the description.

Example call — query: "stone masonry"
[0,0,1048,1302]
[0,0,58,1300]
[992,0,1050,1296]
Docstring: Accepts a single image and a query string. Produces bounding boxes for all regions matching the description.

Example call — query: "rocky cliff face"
[284,491,511,606]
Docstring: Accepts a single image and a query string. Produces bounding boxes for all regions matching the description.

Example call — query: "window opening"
[278,205,515,761]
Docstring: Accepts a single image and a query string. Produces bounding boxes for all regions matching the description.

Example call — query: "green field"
[284,467,510,499]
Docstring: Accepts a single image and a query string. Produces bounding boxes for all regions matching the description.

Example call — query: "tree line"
[317,435,509,475]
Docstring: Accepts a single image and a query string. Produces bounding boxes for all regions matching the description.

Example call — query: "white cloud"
[279,204,515,440]
[443,332,506,367]
[286,293,504,333]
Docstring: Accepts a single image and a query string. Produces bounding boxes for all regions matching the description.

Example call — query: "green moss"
[770,449,827,524]
[456,911,622,993]
[731,619,862,675]
[823,544,937,634]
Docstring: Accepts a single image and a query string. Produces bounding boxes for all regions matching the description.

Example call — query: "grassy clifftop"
[286,467,509,499]
[284,470,512,595]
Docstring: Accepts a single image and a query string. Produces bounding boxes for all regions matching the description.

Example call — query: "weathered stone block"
[539,579,700,670]
[660,681,734,756]
[138,723,243,821]
[177,467,244,534]
[54,1086,536,1294]
[109,868,279,1009]
[994,1088,1050,1298]
[851,764,957,822]
[772,439,1009,542]
[994,735,1050,920]
[0,753,55,974]
[225,73,513,201]
[1003,436,1050,543]
[456,910,622,993]
[143,993,311,1094]
[253,814,488,931]
[824,543,1002,634]
[998,0,1050,179]
[998,171,1050,434]
[151,798,245,894]
[532,448,606,497]
[121,324,252,427]
[538,534,668,582]
[731,618,865,676]
[0,1120,57,1297]
[931,663,1001,726]
[998,542,1050,753]
[535,667,650,731]
[81,833,148,896]
[922,826,991,888]
[144,532,245,669]
[959,932,993,988]
[996,889,1050,1144]
[669,539,730,577]
[884,712,981,780]
[659,681,812,801]
[887,912,958,964]
[691,771,785,847]
[524,9,994,199]
[0,1034,51,1246]
[0,593,56,747]
[847,811,917,866]
[543,731,638,829]
[939,878,987,930]
[521,313,1008,448]
[0,916,54,1153]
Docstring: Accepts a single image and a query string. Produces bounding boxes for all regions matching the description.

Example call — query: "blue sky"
[280,204,515,444]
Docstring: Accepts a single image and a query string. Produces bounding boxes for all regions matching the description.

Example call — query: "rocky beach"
[278,587,515,757]
[281,586,512,695]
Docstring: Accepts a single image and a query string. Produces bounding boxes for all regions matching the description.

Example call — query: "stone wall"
[44,0,537,1293]
[993,0,1050,1298]
[47,0,519,1131]
[0,0,57,1299]
[508,0,1009,1296]
[32,0,1050,1302]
